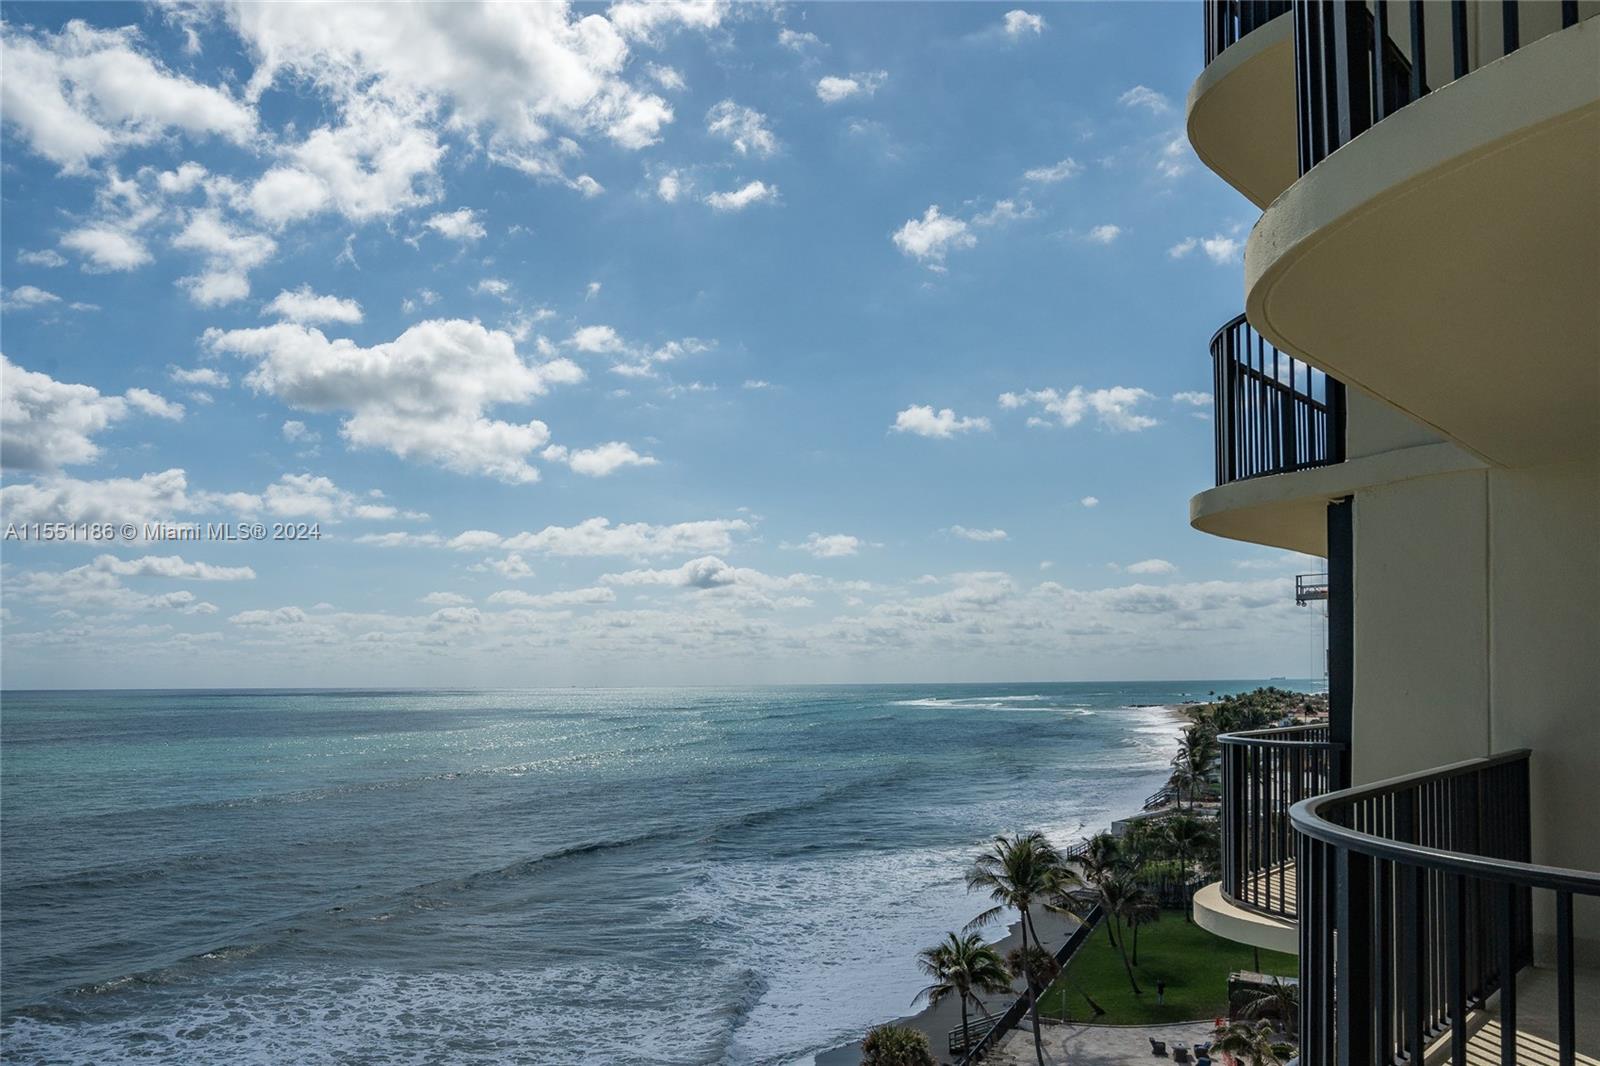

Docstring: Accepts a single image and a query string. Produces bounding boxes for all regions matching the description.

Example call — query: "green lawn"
[1037,909,1295,1025]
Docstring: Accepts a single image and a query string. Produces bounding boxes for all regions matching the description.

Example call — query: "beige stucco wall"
[1344,388,1442,460]
[1350,456,1600,961]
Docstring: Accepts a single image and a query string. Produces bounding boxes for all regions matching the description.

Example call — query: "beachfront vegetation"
[1233,976,1300,1037]
[1208,1019,1297,1065]
[913,932,1012,1054]
[860,1023,935,1066]
[964,832,1075,1066]
[1186,686,1326,736]
[1036,907,1296,1025]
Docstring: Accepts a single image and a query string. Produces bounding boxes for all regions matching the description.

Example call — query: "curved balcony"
[1210,314,1344,487]
[1248,7,1600,468]
[1188,2,1297,208]
[1195,723,1342,954]
[1189,315,1348,556]
[1292,751,1600,1065]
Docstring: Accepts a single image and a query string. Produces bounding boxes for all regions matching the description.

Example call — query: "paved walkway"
[990,1019,1219,1065]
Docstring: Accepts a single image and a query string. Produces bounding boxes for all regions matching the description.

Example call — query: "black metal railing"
[1295,1,1590,173]
[1292,750,1600,1065]
[1205,0,1294,63]
[1212,313,1346,486]
[957,905,1103,1066]
[1219,723,1343,920]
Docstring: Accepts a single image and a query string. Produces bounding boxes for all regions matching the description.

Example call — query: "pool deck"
[989,1018,1220,1065]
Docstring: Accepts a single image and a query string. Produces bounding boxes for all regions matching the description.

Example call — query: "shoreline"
[811,703,1191,1065]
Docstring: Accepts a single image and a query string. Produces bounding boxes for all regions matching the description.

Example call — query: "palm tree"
[914,932,1013,1053]
[1123,885,1160,966]
[1005,943,1060,1013]
[1233,977,1300,1038]
[1049,872,1149,996]
[1172,726,1220,807]
[966,832,1067,1066]
[1162,814,1217,920]
[1208,1019,1296,1066]
[861,1023,935,1066]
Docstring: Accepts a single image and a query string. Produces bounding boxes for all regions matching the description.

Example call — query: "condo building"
[1182,1,1600,1062]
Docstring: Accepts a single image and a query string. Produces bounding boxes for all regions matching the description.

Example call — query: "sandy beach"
[813,906,1084,1066]
[814,704,1195,1065]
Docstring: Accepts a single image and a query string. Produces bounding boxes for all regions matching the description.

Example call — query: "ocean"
[0,682,1311,1065]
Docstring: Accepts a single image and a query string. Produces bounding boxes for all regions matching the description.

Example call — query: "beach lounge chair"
[1149,1037,1168,1056]
[1173,1047,1192,1064]
[1194,1042,1211,1056]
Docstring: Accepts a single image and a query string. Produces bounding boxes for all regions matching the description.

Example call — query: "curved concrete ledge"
[1246,19,1600,468]
[1190,441,1487,554]
[1186,14,1297,209]
[1193,880,1298,955]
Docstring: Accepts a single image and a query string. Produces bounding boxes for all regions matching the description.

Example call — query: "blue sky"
[0,1,1323,687]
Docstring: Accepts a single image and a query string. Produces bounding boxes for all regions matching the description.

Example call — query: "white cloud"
[973,199,1036,227]
[1023,158,1082,184]
[204,319,584,482]
[950,526,1008,543]
[486,586,616,608]
[1172,391,1213,407]
[172,209,277,306]
[61,225,151,271]
[1122,558,1177,575]
[281,420,320,444]
[892,206,975,269]
[585,281,602,300]
[8,562,217,616]
[1,357,181,470]
[92,554,256,581]
[170,366,230,389]
[706,100,778,158]
[2,286,62,310]
[647,63,685,91]
[569,325,628,353]
[474,553,534,580]
[264,285,364,325]
[541,441,658,477]
[1002,11,1046,37]
[0,21,254,173]
[891,404,991,439]
[446,517,752,558]
[792,533,862,558]
[218,473,422,522]
[124,388,185,421]
[778,28,821,51]
[424,207,487,243]
[656,169,685,202]
[998,386,1159,432]
[743,379,771,390]
[1080,496,1100,508]
[0,468,195,524]
[1168,234,1242,264]
[1085,224,1122,245]
[421,591,472,607]
[226,2,705,206]
[816,71,887,104]
[1119,85,1171,114]
[705,180,778,212]
[17,249,67,268]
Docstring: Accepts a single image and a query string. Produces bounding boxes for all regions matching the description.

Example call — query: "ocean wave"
[4,963,762,1066]
[889,695,1094,715]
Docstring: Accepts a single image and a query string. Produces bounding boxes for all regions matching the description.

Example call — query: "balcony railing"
[1295,1,1590,173]
[1292,750,1600,1065]
[1211,313,1346,486]
[1219,723,1343,920]
[1204,0,1293,63]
